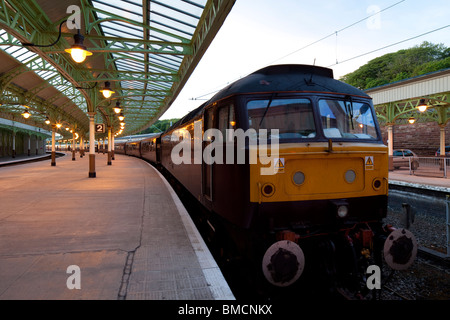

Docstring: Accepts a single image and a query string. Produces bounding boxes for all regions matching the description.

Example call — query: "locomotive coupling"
[262,240,305,287]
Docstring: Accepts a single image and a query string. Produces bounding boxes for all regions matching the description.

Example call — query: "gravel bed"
[387,189,447,253]
[380,256,450,300]
[381,196,450,300]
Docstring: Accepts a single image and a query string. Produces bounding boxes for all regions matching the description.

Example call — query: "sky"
[160,0,450,120]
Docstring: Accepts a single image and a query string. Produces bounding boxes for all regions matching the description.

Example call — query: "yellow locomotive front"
[244,93,415,294]
[249,95,387,205]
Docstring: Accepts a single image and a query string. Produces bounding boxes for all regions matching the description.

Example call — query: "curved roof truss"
[0,0,235,138]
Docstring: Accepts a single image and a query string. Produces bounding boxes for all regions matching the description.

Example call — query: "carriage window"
[319,99,378,140]
[247,98,316,139]
[218,104,235,142]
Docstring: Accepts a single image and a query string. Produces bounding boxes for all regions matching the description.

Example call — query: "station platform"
[0,152,234,300]
[389,170,450,194]
[0,153,52,167]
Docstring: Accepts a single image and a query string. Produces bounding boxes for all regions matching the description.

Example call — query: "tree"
[340,42,450,89]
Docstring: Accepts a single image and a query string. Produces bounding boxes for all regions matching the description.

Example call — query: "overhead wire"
[327,24,450,67]
[192,0,448,101]
[192,0,406,101]
[267,0,406,65]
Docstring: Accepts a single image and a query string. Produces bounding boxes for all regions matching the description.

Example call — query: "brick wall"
[380,122,450,156]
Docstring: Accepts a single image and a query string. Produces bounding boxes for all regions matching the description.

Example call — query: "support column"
[107,126,112,165]
[440,125,446,157]
[12,131,16,158]
[80,137,84,158]
[51,128,56,166]
[387,124,394,171]
[439,125,446,174]
[88,112,96,178]
[111,134,115,160]
[27,135,31,156]
[35,136,39,155]
[72,132,76,161]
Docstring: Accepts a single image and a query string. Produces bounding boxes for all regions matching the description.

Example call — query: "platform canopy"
[0,0,235,139]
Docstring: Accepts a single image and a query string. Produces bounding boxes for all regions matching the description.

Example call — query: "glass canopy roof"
[0,29,88,135]
[0,0,235,137]
[88,0,208,132]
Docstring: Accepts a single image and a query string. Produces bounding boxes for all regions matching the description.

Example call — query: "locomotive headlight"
[337,205,349,218]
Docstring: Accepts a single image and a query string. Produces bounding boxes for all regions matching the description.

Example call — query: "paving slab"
[0,153,233,300]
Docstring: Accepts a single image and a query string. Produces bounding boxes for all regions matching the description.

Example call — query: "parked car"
[435,146,450,157]
[393,149,419,170]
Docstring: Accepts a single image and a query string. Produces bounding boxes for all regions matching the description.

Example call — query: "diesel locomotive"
[115,64,417,298]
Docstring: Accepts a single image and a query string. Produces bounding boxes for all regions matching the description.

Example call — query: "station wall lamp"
[76,80,115,100]
[417,99,428,112]
[22,20,92,64]
[64,29,92,63]
[19,104,32,119]
[113,101,122,114]
[21,109,31,119]
[99,82,115,99]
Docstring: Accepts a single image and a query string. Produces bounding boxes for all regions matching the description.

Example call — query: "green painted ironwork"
[0,0,236,138]
[375,92,450,125]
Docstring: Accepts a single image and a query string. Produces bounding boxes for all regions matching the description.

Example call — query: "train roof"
[208,64,370,102]
[165,103,205,132]
[161,65,371,137]
[116,132,161,143]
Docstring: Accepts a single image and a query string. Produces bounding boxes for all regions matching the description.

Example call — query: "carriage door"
[202,108,214,202]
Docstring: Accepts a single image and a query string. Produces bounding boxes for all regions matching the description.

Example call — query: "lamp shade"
[113,102,122,114]
[64,32,92,63]
[22,110,31,119]
[100,81,115,98]
[417,99,428,112]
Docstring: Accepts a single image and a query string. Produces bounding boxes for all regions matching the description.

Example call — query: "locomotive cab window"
[247,98,316,139]
[319,99,378,140]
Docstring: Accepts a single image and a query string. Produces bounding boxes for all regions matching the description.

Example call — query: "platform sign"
[365,156,374,170]
[95,123,105,133]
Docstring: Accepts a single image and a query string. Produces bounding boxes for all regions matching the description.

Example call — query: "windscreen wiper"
[345,95,354,130]
[259,93,275,128]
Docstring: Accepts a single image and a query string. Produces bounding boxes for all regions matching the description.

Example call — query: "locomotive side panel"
[211,161,253,228]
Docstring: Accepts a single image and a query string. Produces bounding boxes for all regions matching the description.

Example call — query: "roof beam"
[0,0,95,123]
